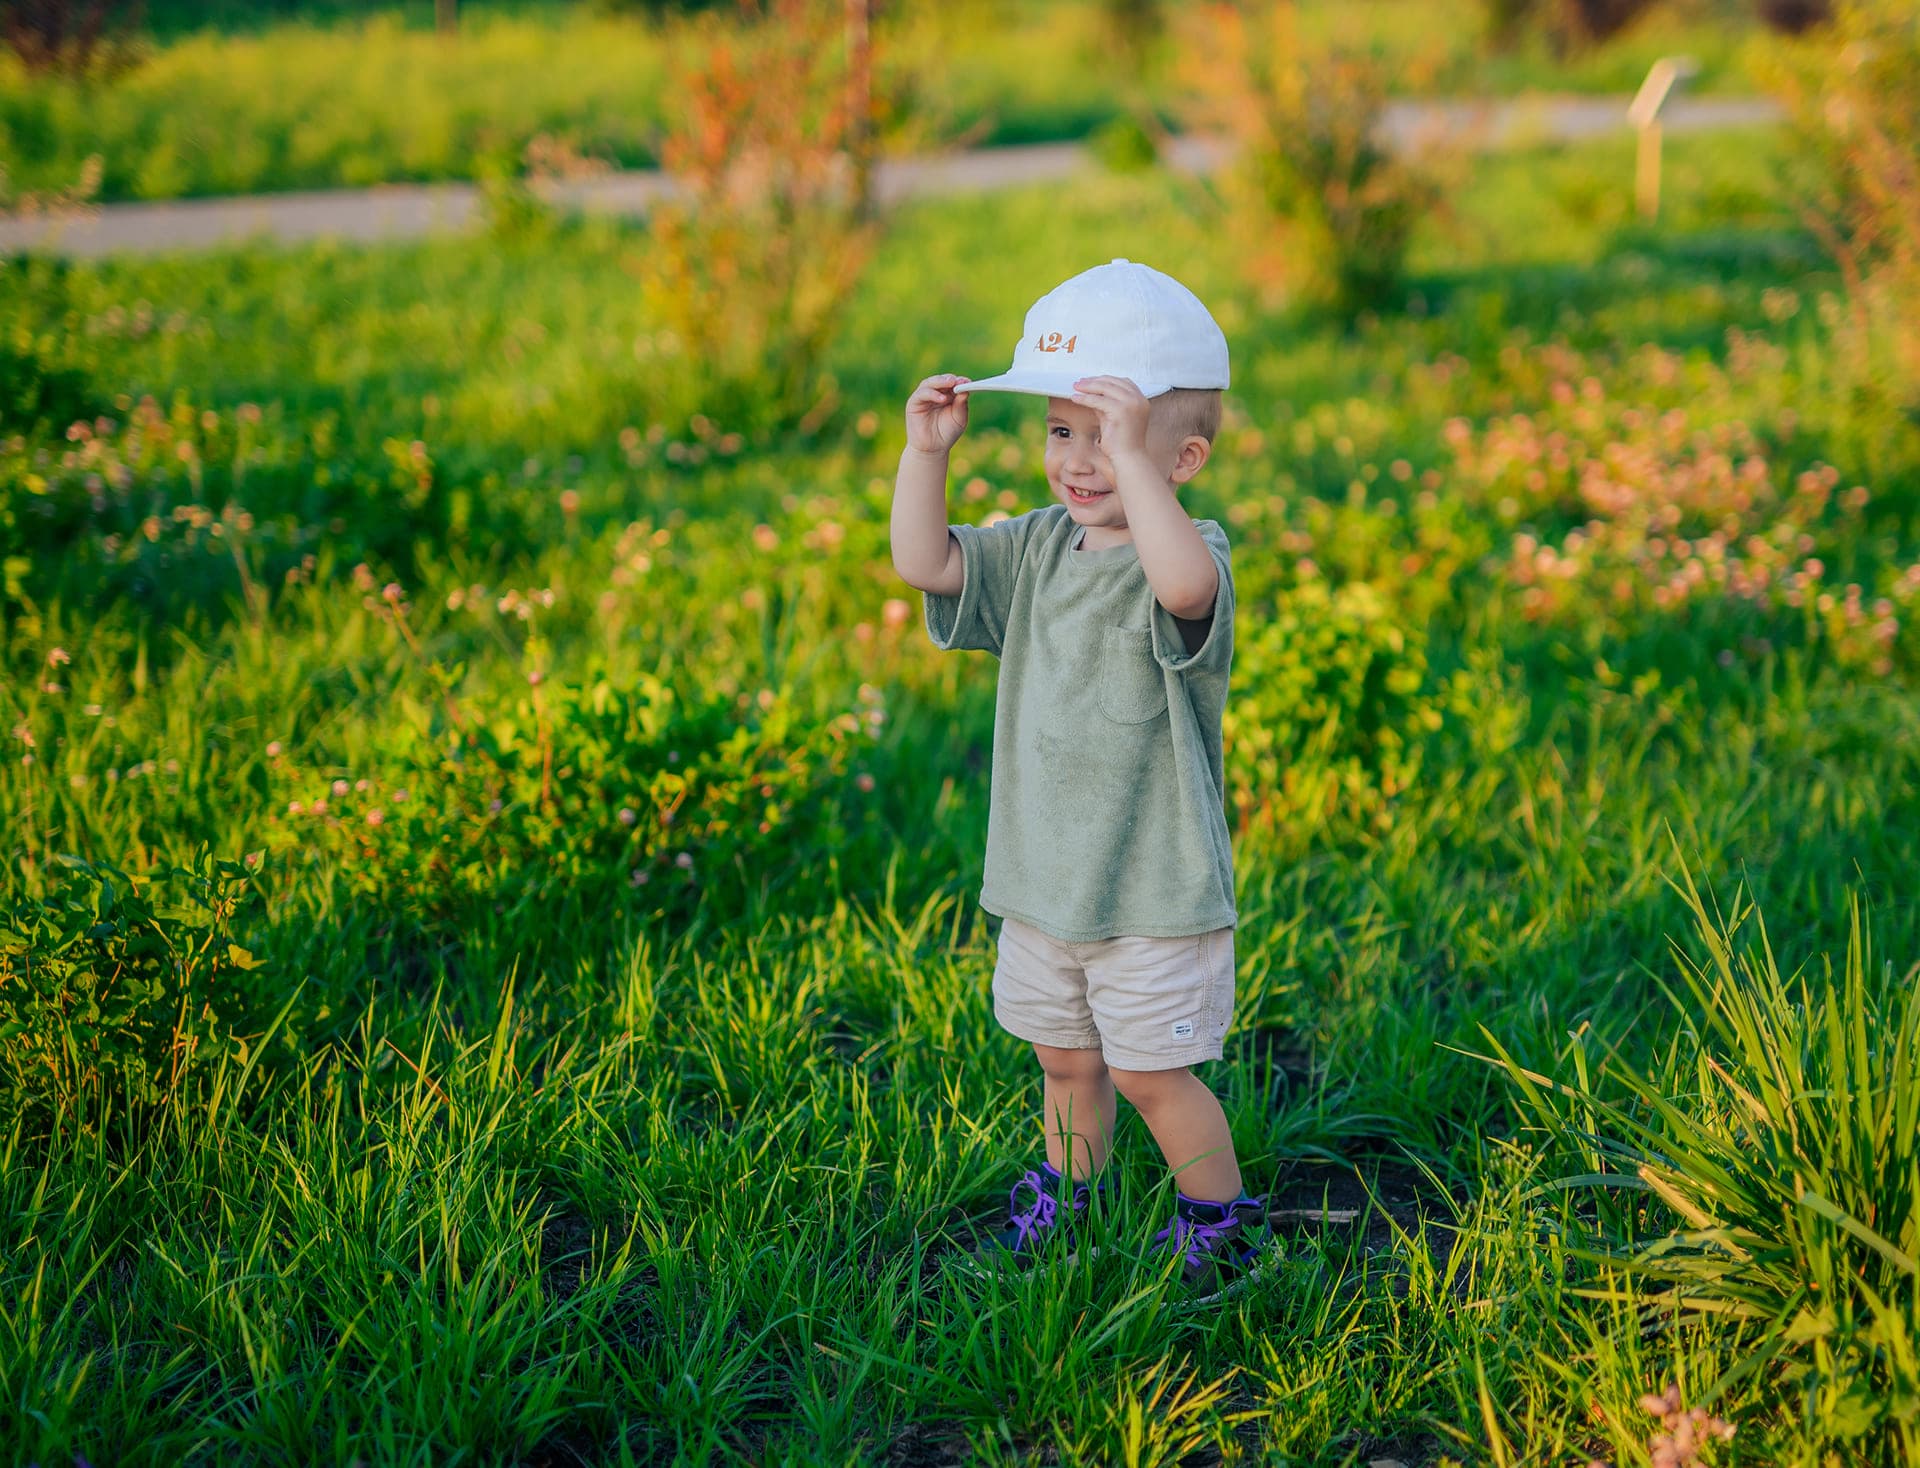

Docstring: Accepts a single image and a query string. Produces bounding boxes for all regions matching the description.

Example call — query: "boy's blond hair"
[1154,387,1223,445]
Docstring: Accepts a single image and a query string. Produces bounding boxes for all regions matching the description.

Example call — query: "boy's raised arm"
[891,373,970,596]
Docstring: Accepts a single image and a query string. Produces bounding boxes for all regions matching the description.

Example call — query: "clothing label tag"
[1170,1019,1195,1039]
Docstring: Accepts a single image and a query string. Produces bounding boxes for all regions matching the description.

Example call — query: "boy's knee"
[1107,1063,1192,1109]
[1033,1042,1109,1083]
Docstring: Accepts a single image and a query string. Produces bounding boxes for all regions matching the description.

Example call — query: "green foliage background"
[0,0,1768,202]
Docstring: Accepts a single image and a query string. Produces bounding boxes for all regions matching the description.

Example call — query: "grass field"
[4,118,1920,1463]
[0,0,1776,204]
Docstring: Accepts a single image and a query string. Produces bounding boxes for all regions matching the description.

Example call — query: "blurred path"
[0,95,1782,259]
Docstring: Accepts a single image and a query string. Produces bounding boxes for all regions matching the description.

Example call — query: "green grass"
[0,0,1781,204]
[3,122,1919,1462]
[1478,863,1920,1460]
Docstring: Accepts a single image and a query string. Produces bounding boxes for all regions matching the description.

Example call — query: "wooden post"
[1636,119,1662,219]
[1627,57,1697,223]
[436,0,457,35]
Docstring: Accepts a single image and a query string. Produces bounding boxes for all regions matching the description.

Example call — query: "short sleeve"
[923,509,1043,659]
[1149,523,1233,675]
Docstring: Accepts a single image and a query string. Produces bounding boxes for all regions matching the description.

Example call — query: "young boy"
[889,259,1273,1306]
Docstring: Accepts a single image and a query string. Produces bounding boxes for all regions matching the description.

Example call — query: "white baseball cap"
[955,258,1229,400]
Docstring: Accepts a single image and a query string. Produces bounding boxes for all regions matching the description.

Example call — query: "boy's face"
[1042,395,1205,532]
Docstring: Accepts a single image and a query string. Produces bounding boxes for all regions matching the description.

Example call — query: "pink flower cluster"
[1443,368,1913,674]
[1585,1382,1735,1468]
[284,773,408,828]
[11,396,324,592]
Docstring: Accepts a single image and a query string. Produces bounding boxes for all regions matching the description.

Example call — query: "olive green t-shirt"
[923,502,1237,943]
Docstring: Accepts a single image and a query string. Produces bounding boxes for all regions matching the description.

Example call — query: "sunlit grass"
[0,0,1773,203]
[3,121,1918,1462]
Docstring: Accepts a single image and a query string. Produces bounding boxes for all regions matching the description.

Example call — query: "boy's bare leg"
[1106,1065,1242,1202]
[1031,1042,1115,1182]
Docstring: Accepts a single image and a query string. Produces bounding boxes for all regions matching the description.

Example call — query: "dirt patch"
[538,1208,602,1303]
[885,1419,974,1467]
[1338,1434,1452,1467]
[1264,1156,1464,1267]
[1230,1026,1314,1097]
[521,1429,601,1467]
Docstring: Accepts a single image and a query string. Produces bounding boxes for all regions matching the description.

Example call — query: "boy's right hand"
[905,373,971,455]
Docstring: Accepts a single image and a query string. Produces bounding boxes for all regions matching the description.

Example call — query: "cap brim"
[954,370,1172,399]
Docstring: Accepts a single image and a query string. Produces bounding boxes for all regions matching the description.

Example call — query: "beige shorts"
[990,913,1237,1071]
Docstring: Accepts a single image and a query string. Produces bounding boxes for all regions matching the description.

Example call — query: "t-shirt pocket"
[1097,623,1169,724]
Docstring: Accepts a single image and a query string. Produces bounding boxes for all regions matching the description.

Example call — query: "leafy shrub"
[269,659,883,938]
[0,393,319,622]
[1223,578,1441,838]
[474,130,611,245]
[1438,340,1920,677]
[1098,0,1163,80]
[0,336,97,437]
[1480,0,1659,55]
[1755,0,1832,32]
[0,12,676,201]
[0,0,145,77]
[473,151,561,246]
[1759,0,1920,414]
[0,148,102,217]
[0,258,100,440]
[0,847,270,1132]
[1480,860,1920,1462]
[626,0,881,437]
[1087,111,1160,174]
[1174,1,1451,316]
[0,391,539,630]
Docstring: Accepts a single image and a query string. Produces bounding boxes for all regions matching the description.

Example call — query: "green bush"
[1479,0,1661,56]
[0,0,146,78]
[472,150,565,247]
[628,0,881,436]
[0,390,538,627]
[1177,1,1449,315]
[272,662,882,938]
[1479,857,1920,1462]
[1759,0,1920,413]
[0,337,96,438]
[0,847,272,1131]
[1087,111,1161,174]
[0,260,99,437]
[1223,578,1441,838]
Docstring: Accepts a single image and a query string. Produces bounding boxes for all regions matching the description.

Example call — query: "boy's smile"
[1045,394,1184,544]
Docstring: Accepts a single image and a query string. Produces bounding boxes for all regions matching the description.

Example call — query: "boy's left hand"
[1070,375,1152,463]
